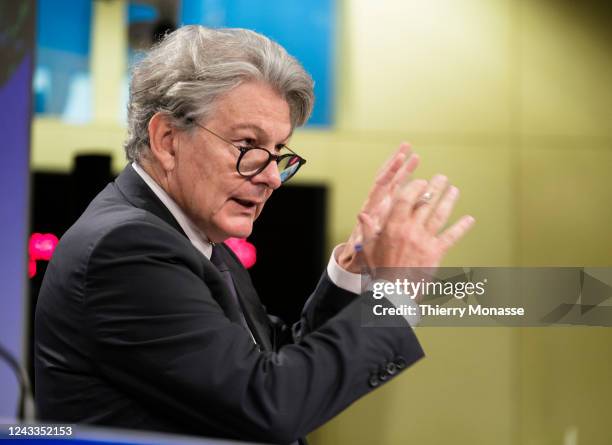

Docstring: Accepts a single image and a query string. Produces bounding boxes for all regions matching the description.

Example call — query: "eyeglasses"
[192,122,306,184]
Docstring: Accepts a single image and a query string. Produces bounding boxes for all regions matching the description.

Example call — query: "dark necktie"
[210,245,255,342]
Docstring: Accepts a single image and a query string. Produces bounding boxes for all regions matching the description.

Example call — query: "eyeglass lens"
[277,155,302,183]
[239,148,302,183]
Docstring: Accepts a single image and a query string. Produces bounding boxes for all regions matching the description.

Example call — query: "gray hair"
[124,25,315,162]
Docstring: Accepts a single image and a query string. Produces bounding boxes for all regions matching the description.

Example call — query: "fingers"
[357,212,378,273]
[425,185,459,234]
[364,155,405,213]
[389,153,420,196]
[372,152,420,226]
[380,142,411,175]
[363,143,415,214]
[437,215,476,251]
[375,143,411,187]
[413,174,448,224]
[357,212,378,245]
[405,152,420,175]
[386,179,429,226]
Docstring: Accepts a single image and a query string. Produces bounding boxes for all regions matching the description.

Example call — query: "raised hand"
[359,174,475,274]
[337,143,419,273]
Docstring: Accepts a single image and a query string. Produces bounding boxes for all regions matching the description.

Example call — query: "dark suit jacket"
[35,165,424,444]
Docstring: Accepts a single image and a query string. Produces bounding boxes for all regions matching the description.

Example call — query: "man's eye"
[237,138,257,148]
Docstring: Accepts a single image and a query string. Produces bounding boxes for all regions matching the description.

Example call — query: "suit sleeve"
[291,270,360,342]
[84,221,424,444]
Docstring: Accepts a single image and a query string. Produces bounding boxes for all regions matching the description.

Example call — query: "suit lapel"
[114,166,245,325]
[217,244,273,352]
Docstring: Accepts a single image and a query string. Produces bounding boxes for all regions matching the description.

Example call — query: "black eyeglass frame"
[191,121,307,183]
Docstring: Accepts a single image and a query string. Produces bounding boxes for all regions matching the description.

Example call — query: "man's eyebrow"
[227,123,263,135]
[228,123,292,144]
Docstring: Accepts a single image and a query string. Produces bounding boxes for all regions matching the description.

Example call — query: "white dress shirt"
[132,162,213,259]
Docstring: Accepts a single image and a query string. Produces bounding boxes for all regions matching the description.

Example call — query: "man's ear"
[148,112,178,171]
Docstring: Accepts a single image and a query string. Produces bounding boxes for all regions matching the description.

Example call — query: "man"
[35,26,474,443]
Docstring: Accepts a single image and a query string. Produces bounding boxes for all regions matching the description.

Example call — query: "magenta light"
[225,237,257,269]
[29,232,59,261]
[28,257,37,278]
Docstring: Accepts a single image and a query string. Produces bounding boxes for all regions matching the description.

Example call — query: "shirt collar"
[131,162,213,259]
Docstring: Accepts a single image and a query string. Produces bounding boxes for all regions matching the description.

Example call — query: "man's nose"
[251,160,282,190]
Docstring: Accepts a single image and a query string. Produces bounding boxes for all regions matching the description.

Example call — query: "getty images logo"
[371,277,487,300]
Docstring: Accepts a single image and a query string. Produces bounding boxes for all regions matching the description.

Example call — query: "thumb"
[357,212,377,251]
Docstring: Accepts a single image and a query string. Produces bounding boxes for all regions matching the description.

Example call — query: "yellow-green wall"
[30,0,612,443]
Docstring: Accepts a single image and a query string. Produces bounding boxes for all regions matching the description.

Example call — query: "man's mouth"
[230,197,259,209]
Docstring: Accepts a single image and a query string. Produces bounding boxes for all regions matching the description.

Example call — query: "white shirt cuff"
[326,244,367,295]
[326,245,420,327]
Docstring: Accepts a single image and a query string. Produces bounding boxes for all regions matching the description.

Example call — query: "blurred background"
[1,0,611,444]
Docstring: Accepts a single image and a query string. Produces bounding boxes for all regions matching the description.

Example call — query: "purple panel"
[0,52,32,419]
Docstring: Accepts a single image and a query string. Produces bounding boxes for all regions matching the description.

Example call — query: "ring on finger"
[412,191,434,210]
[420,191,434,202]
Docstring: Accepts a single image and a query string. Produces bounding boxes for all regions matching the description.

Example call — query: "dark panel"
[249,184,327,325]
